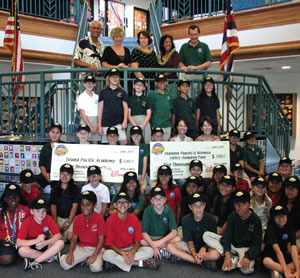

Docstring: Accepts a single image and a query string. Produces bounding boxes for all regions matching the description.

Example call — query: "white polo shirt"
[77,90,99,117]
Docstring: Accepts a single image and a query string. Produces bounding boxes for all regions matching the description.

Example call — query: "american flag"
[219,0,239,82]
[3,0,25,102]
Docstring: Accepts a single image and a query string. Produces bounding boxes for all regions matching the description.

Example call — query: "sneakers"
[160,248,171,259]
[270,270,283,278]
[170,255,181,263]
[23,258,42,270]
[231,255,239,270]
[143,258,160,269]
[46,252,61,263]
[104,261,118,271]
[202,260,218,272]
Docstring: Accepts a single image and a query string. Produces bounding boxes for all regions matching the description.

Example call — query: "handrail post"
[256,77,263,136]
[123,69,128,93]
[156,0,162,25]
[40,72,45,139]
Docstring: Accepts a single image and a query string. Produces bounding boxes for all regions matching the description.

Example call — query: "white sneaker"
[231,255,238,270]
[270,270,282,278]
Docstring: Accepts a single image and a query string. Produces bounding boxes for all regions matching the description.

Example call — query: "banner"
[50,144,139,182]
[150,141,230,180]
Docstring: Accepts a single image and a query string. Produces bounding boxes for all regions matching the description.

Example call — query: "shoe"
[231,255,238,270]
[202,260,218,272]
[159,248,171,259]
[23,258,42,270]
[46,252,61,263]
[104,261,118,271]
[143,258,160,269]
[170,255,181,263]
[270,270,282,278]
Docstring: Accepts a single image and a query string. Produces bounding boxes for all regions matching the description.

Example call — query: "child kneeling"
[103,192,159,272]
[17,198,64,270]
[60,191,106,272]
[167,193,219,271]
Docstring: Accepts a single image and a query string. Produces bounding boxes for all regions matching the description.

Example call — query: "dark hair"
[137,30,152,45]
[200,116,214,129]
[129,133,145,145]
[188,25,200,33]
[174,118,189,135]
[0,185,28,220]
[119,179,141,203]
[156,168,174,190]
[159,34,175,56]
[199,79,219,103]
[181,179,201,198]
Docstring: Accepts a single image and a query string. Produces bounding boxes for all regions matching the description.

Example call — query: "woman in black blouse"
[102,27,131,69]
[131,30,158,79]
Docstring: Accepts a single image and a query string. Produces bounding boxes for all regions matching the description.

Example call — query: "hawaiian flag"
[3,0,25,102]
[219,0,239,82]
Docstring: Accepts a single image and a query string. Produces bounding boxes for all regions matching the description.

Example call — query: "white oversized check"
[50,143,139,182]
[150,141,230,180]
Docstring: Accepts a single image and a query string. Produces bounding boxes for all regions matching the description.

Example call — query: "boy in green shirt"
[141,187,181,259]
[167,192,219,271]
[203,190,262,274]
[148,74,172,141]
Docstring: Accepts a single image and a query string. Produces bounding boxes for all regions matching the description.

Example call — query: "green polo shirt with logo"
[242,145,264,170]
[142,204,177,237]
[148,90,173,128]
[128,95,150,116]
[172,95,196,130]
[179,40,212,67]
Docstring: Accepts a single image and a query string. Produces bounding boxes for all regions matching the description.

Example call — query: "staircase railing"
[149,0,162,55]
[0,68,290,156]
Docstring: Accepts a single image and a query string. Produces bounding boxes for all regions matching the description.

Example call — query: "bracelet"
[65,222,70,226]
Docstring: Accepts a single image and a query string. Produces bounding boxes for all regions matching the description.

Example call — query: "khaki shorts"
[57,217,73,241]
[102,124,127,143]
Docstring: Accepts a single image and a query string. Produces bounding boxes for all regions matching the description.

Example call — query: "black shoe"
[170,255,181,263]
[202,260,218,272]
[104,261,117,271]
[143,258,160,269]
[23,258,42,271]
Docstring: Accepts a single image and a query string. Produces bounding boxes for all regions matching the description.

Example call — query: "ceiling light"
[281,66,291,70]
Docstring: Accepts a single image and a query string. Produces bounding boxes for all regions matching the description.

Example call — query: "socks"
[138,260,143,267]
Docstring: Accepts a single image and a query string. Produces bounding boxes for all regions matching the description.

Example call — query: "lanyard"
[4,210,17,243]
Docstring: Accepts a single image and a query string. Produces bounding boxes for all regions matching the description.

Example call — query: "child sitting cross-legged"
[141,187,181,259]
[167,192,219,271]
[60,191,106,272]
[17,198,64,270]
[103,192,159,272]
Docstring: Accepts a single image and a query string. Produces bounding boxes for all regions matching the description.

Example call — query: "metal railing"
[0,68,290,156]
[149,0,162,54]
[0,0,83,24]
[157,0,293,24]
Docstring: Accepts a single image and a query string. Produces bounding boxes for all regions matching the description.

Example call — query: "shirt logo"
[131,202,137,208]
[128,226,134,234]
[197,48,203,54]
[43,227,49,233]
[248,224,255,232]
[117,92,122,98]
[282,234,288,240]
[170,192,175,198]
[91,224,98,232]
[140,149,144,155]
[162,217,168,224]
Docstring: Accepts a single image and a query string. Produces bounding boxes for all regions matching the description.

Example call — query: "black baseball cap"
[20,169,35,184]
[106,126,119,136]
[203,76,214,85]
[130,126,143,136]
[60,163,74,175]
[268,172,282,183]
[283,176,300,189]
[155,74,167,82]
[279,157,292,165]
[231,163,243,172]
[114,192,130,202]
[220,175,236,187]
[188,192,207,205]
[270,205,288,218]
[189,160,203,171]
[106,68,121,77]
[2,183,22,197]
[134,77,146,85]
[50,122,62,133]
[229,129,240,138]
[77,124,91,133]
[213,164,227,175]
[31,198,47,209]
[158,165,172,176]
[151,127,164,135]
[80,190,97,204]
[123,171,138,183]
[233,190,250,203]
[252,177,266,187]
[150,186,166,198]
[177,79,190,86]
[244,131,255,140]
[185,176,201,187]
[87,165,101,176]
[83,75,96,83]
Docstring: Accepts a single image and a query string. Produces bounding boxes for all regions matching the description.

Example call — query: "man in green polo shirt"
[179,25,213,96]
[167,192,219,271]
[141,187,180,259]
